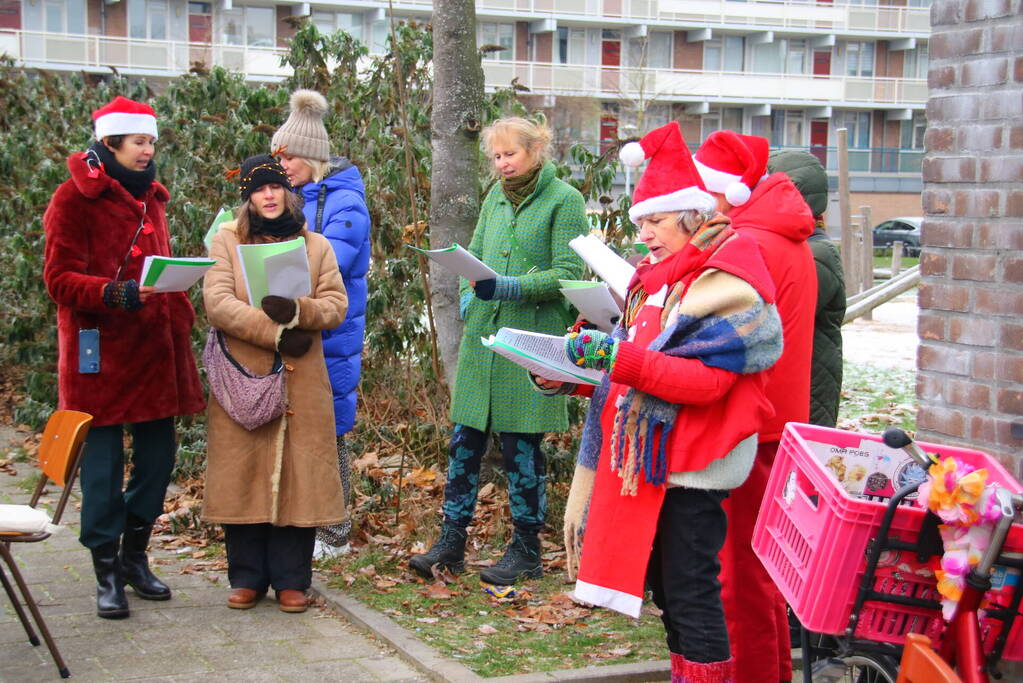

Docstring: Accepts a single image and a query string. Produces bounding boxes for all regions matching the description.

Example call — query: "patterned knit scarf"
[500,164,542,209]
[577,219,783,494]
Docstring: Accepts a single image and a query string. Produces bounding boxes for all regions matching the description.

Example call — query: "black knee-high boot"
[120,522,171,600]
[91,541,129,619]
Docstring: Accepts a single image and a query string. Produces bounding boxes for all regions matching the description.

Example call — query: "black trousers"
[78,417,177,549]
[223,524,316,593]
[646,487,731,663]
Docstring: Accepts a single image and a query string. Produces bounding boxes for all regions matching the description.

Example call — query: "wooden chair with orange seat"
[0,410,92,679]
[896,633,963,683]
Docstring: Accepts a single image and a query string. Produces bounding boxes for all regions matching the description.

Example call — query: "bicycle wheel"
[810,652,898,683]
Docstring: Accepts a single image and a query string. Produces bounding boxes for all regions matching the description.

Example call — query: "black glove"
[277,328,311,358]
[102,279,142,312]
[261,295,297,324]
[473,278,496,301]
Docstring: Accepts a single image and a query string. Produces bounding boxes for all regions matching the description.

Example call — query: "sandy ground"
[841,291,919,371]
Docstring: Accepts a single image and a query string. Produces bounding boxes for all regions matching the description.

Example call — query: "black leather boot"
[120,522,171,600]
[479,533,543,585]
[409,523,467,578]
[91,541,129,619]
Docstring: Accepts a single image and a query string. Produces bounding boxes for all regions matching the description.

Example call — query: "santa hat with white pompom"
[692,129,770,207]
[618,121,716,224]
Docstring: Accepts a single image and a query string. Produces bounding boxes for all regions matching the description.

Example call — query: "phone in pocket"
[78,328,100,374]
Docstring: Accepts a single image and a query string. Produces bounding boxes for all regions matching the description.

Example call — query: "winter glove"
[102,279,142,312]
[277,328,311,358]
[528,372,576,396]
[564,329,618,372]
[261,295,298,324]
[474,275,521,301]
[563,463,596,580]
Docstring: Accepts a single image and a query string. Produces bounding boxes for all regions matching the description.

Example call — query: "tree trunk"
[429,0,484,390]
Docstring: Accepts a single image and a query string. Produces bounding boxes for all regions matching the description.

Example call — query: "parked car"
[872,217,922,256]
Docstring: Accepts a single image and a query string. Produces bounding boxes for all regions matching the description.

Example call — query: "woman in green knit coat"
[410,117,587,585]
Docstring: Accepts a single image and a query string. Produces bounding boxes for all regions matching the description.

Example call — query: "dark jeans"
[223,524,316,593]
[78,417,177,549]
[442,424,546,535]
[646,487,730,663]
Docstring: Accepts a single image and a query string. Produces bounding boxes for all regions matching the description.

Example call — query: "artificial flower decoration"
[919,455,1002,619]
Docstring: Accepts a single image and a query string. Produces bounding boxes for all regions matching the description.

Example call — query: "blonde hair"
[235,192,305,244]
[481,116,552,175]
[287,156,331,184]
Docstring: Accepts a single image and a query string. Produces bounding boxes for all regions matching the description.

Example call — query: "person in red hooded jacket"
[693,130,817,683]
[43,97,205,620]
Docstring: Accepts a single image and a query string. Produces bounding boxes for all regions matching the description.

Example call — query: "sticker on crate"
[806,438,926,499]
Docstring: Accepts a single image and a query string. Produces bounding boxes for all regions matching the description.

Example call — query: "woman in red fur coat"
[43,96,205,619]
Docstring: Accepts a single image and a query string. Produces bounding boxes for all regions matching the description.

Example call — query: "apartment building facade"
[0,0,929,220]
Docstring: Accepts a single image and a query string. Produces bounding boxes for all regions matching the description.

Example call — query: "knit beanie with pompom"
[271,89,330,162]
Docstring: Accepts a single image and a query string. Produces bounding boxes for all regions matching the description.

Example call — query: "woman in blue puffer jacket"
[273,89,371,558]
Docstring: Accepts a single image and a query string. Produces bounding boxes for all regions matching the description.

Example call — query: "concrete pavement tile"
[127,623,233,650]
[290,633,388,662]
[0,656,111,683]
[284,659,421,682]
[213,609,325,643]
[96,650,213,679]
[191,640,299,671]
[41,631,134,661]
[355,654,430,682]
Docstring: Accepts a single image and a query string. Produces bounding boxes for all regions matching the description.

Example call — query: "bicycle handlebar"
[882,427,933,467]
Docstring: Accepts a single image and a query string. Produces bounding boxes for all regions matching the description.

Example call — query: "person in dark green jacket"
[766,149,846,427]
[409,117,587,586]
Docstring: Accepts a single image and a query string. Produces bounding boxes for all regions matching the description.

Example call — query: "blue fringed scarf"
[577,223,782,494]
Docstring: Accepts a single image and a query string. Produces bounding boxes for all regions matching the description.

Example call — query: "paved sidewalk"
[0,452,427,683]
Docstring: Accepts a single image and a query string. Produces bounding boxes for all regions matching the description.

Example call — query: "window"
[221,6,274,47]
[703,35,744,71]
[785,39,807,74]
[844,41,875,77]
[902,43,928,79]
[751,41,783,73]
[626,31,672,69]
[900,111,926,149]
[833,111,871,148]
[43,0,85,34]
[129,0,168,40]
[556,26,587,65]
[479,22,513,61]
[700,107,744,140]
[771,110,805,146]
[311,11,363,42]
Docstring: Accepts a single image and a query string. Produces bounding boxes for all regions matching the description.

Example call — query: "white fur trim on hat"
[693,158,741,196]
[94,112,158,141]
[619,141,646,168]
[725,181,751,206]
[629,186,718,224]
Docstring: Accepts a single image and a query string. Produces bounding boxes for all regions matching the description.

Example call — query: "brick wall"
[920,0,1023,474]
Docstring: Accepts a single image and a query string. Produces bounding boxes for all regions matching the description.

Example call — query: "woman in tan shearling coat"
[202,154,347,613]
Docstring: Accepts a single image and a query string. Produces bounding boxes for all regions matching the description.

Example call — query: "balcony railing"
[0,30,289,79]
[483,61,928,107]
[387,0,930,33]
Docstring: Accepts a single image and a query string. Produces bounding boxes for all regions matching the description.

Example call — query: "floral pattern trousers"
[442,424,546,536]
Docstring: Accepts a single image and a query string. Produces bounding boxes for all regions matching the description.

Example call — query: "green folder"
[235,237,309,305]
[204,207,234,251]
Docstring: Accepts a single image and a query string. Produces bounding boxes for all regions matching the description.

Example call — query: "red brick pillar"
[919,0,1023,473]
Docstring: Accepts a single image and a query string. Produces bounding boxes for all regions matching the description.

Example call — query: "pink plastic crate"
[752,423,1023,660]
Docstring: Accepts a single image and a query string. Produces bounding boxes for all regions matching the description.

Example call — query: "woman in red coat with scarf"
[43,97,205,619]
[548,123,783,683]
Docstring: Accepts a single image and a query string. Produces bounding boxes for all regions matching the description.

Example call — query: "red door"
[810,120,829,166]
[601,36,620,92]
[600,114,618,155]
[813,50,831,78]
[0,0,21,30]
[188,7,213,66]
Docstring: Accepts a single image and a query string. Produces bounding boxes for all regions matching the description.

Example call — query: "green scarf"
[500,164,542,209]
